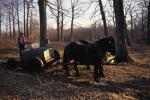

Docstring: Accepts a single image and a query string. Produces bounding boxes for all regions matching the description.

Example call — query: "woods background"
[0,0,149,43]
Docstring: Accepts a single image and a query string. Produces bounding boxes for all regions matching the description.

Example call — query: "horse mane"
[95,37,114,44]
[79,39,91,45]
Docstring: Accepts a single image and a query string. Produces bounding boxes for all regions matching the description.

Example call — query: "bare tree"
[0,0,2,37]
[70,0,79,41]
[16,0,20,34]
[24,0,26,36]
[147,1,150,43]
[6,24,8,39]
[2,1,12,39]
[8,8,12,39]
[26,1,29,40]
[98,0,108,37]
[141,6,145,39]
[113,0,129,62]
[38,0,47,47]
[30,8,33,41]
[124,0,134,46]
[11,0,16,39]
[56,0,61,41]
[60,1,64,40]
[48,0,62,41]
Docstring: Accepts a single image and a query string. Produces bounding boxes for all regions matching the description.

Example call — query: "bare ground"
[0,39,150,100]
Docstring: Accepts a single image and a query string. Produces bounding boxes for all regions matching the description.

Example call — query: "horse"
[78,39,93,70]
[63,37,116,82]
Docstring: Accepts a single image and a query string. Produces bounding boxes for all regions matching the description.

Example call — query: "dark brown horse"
[63,37,116,82]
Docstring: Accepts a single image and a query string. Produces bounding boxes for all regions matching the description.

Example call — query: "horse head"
[95,37,116,56]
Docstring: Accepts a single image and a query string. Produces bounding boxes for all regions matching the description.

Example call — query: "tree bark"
[6,25,8,39]
[98,0,108,37]
[141,7,145,40]
[113,0,128,62]
[38,0,47,47]
[0,0,1,37]
[70,5,74,41]
[12,1,16,39]
[129,11,134,39]
[124,17,131,46]
[9,10,12,39]
[146,1,150,43]
[24,0,26,36]
[56,0,60,41]
[17,0,20,34]
[60,3,64,41]
[26,1,29,40]
[30,9,33,42]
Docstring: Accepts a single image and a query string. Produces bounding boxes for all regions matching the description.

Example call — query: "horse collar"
[95,43,105,54]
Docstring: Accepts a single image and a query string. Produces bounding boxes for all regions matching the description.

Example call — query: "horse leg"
[63,54,69,75]
[19,49,22,60]
[19,45,23,60]
[63,63,69,75]
[63,49,71,76]
[94,64,99,82]
[99,64,105,77]
[86,65,90,70]
[74,62,80,77]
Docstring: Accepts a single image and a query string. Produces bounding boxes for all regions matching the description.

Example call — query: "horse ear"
[109,36,115,41]
[108,36,114,44]
[109,36,113,39]
[108,40,112,44]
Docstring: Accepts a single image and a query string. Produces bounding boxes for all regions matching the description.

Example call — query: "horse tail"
[54,49,60,60]
[63,45,72,75]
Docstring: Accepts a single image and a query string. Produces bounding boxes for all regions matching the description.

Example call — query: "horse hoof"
[98,74,105,77]
[101,74,105,77]
[75,74,80,77]
[94,79,99,82]
[86,68,90,70]
[66,72,70,76]
[7,58,18,70]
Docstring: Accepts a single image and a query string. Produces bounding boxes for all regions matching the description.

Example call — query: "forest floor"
[0,39,149,100]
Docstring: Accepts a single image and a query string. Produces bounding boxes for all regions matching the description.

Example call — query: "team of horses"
[63,37,116,82]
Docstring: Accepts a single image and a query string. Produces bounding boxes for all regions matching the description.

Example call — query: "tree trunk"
[9,10,12,39]
[56,0,60,41]
[60,4,64,41]
[146,1,150,43]
[12,1,16,39]
[0,1,1,37]
[6,25,8,39]
[56,10,60,41]
[98,0,108,37]
[17,0,20,34]
[70,5,74,41]
[26,2,29,41]
[24,0,26,36]
[141,7,145,40]
[38,0,47,47]
[30,9,33,42]
[130,12,134,40]
[124,17,131,46]
[113,0,128,62]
